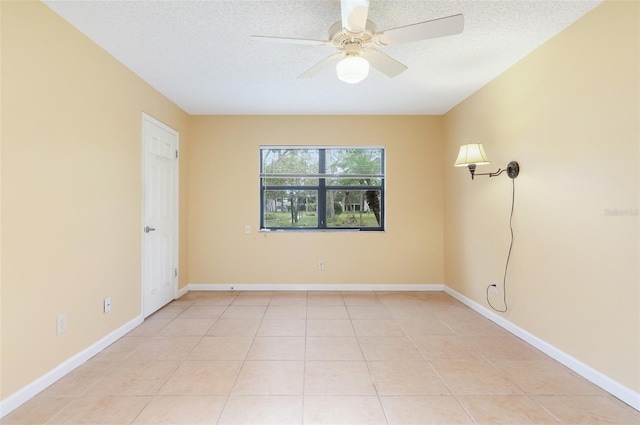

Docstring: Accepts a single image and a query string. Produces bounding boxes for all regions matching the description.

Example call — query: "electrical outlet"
[245,225,251,234]
[104,297,112,313]
[56,313,67,335]
[490,282,498,295]
[318,260,325,271]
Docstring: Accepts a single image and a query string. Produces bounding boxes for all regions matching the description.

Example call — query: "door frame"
[141,112,179,317]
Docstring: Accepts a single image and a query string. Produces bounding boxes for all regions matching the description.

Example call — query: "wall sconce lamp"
[454,143,520,180]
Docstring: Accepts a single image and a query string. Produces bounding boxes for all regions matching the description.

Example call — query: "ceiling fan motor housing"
[329,20,377,51]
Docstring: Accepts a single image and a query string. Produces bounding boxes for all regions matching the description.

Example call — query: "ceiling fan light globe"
[336,55,370,83]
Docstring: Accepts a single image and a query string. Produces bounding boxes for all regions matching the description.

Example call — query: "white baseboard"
[184,283,444,292]
[443,286,640,412]
[0,314,143,418]
[176,284,190,299]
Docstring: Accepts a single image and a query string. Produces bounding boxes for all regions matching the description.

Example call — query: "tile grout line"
[367,291,394,425]
[301,291,308,425]
[214,291,264,425]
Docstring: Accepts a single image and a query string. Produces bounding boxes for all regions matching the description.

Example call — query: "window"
[260,146,385,231]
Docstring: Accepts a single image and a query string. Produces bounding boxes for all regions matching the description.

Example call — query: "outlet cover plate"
[57,313,67,335]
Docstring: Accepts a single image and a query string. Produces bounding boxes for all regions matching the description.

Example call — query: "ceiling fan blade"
[250,35,328,46]
[341,0,370,33]
[374,13,464,46]
[298,53,343,78]
[362,49,407,78]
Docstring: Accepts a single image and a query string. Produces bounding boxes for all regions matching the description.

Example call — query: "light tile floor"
[5,291,640,424]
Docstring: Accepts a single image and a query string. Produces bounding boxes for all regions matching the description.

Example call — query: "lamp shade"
[336,55,370,84]
[454,143,491,167]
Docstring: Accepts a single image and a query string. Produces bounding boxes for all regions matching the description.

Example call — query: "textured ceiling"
[43,0,602,115]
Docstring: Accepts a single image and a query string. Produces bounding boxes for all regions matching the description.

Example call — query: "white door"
[142,113,179,317]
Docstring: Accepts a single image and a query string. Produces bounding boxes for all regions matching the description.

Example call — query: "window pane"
[261,148,319,175]
[325,189,382,228]
[325,148,383,175]
[263,190,318,228]
[260,146,384,231]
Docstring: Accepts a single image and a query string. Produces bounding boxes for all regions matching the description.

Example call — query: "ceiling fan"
[251,0,464,84]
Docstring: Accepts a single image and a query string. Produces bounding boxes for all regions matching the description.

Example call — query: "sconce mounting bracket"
[465,160,520,180]
[506,161,520,179]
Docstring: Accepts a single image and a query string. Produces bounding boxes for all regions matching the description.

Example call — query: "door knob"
[144,226,156,233]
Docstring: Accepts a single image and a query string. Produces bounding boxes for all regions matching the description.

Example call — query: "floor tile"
[258,319,306,336]
[306,336,364,361]
[264,305,306,319]
[159,318,216,336]
[171,291,198,306]
[269,291,307,305]
[126,318,171,336]
[457,395,561,424]
[465,335,548,361]
[377,293,430,308]
[358,336,423,361]
[380,395,474,425]
[352,319,405,336]
[398,316,456,336]
[368,361,450,395]
[45,396,151,424]
[177,305,227,319]
[39,360,109,396]
[206,318,261,336]
[246,336,305,360]
[86,360,179,396]
[303,395,387,425]
[430,304,482,321]
[127,337,201,360]
[158,360,242,395]
[304,361,376,395]
[494,360,606,395]
[219,305,267,319]
[188,336,253,360]
[534,395,640,424]
[347,305,394,320]
[306,305,349,319]
[306,292,344,305]
[386,305,439,321]
[307,319,355,336]
[410,335,484,360]
[0,395,72,425]
[132,395,226,424]
[218,395,303,425]
[90,336,146,362]
[231,360,304,395]
[439,316,510,337]
[430,359,523,395]
[232,291,273,305]
[149,305,188,319]
[175,291,202,302]
[190,291,237,305]
[342,291,382,305]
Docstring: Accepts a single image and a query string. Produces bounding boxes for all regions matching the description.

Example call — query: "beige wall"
[0,1,189,398]
[444,0,639,393]
[188,115,444,286]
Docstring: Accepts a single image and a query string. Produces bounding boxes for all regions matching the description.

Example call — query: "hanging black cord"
[487,177,515,312]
